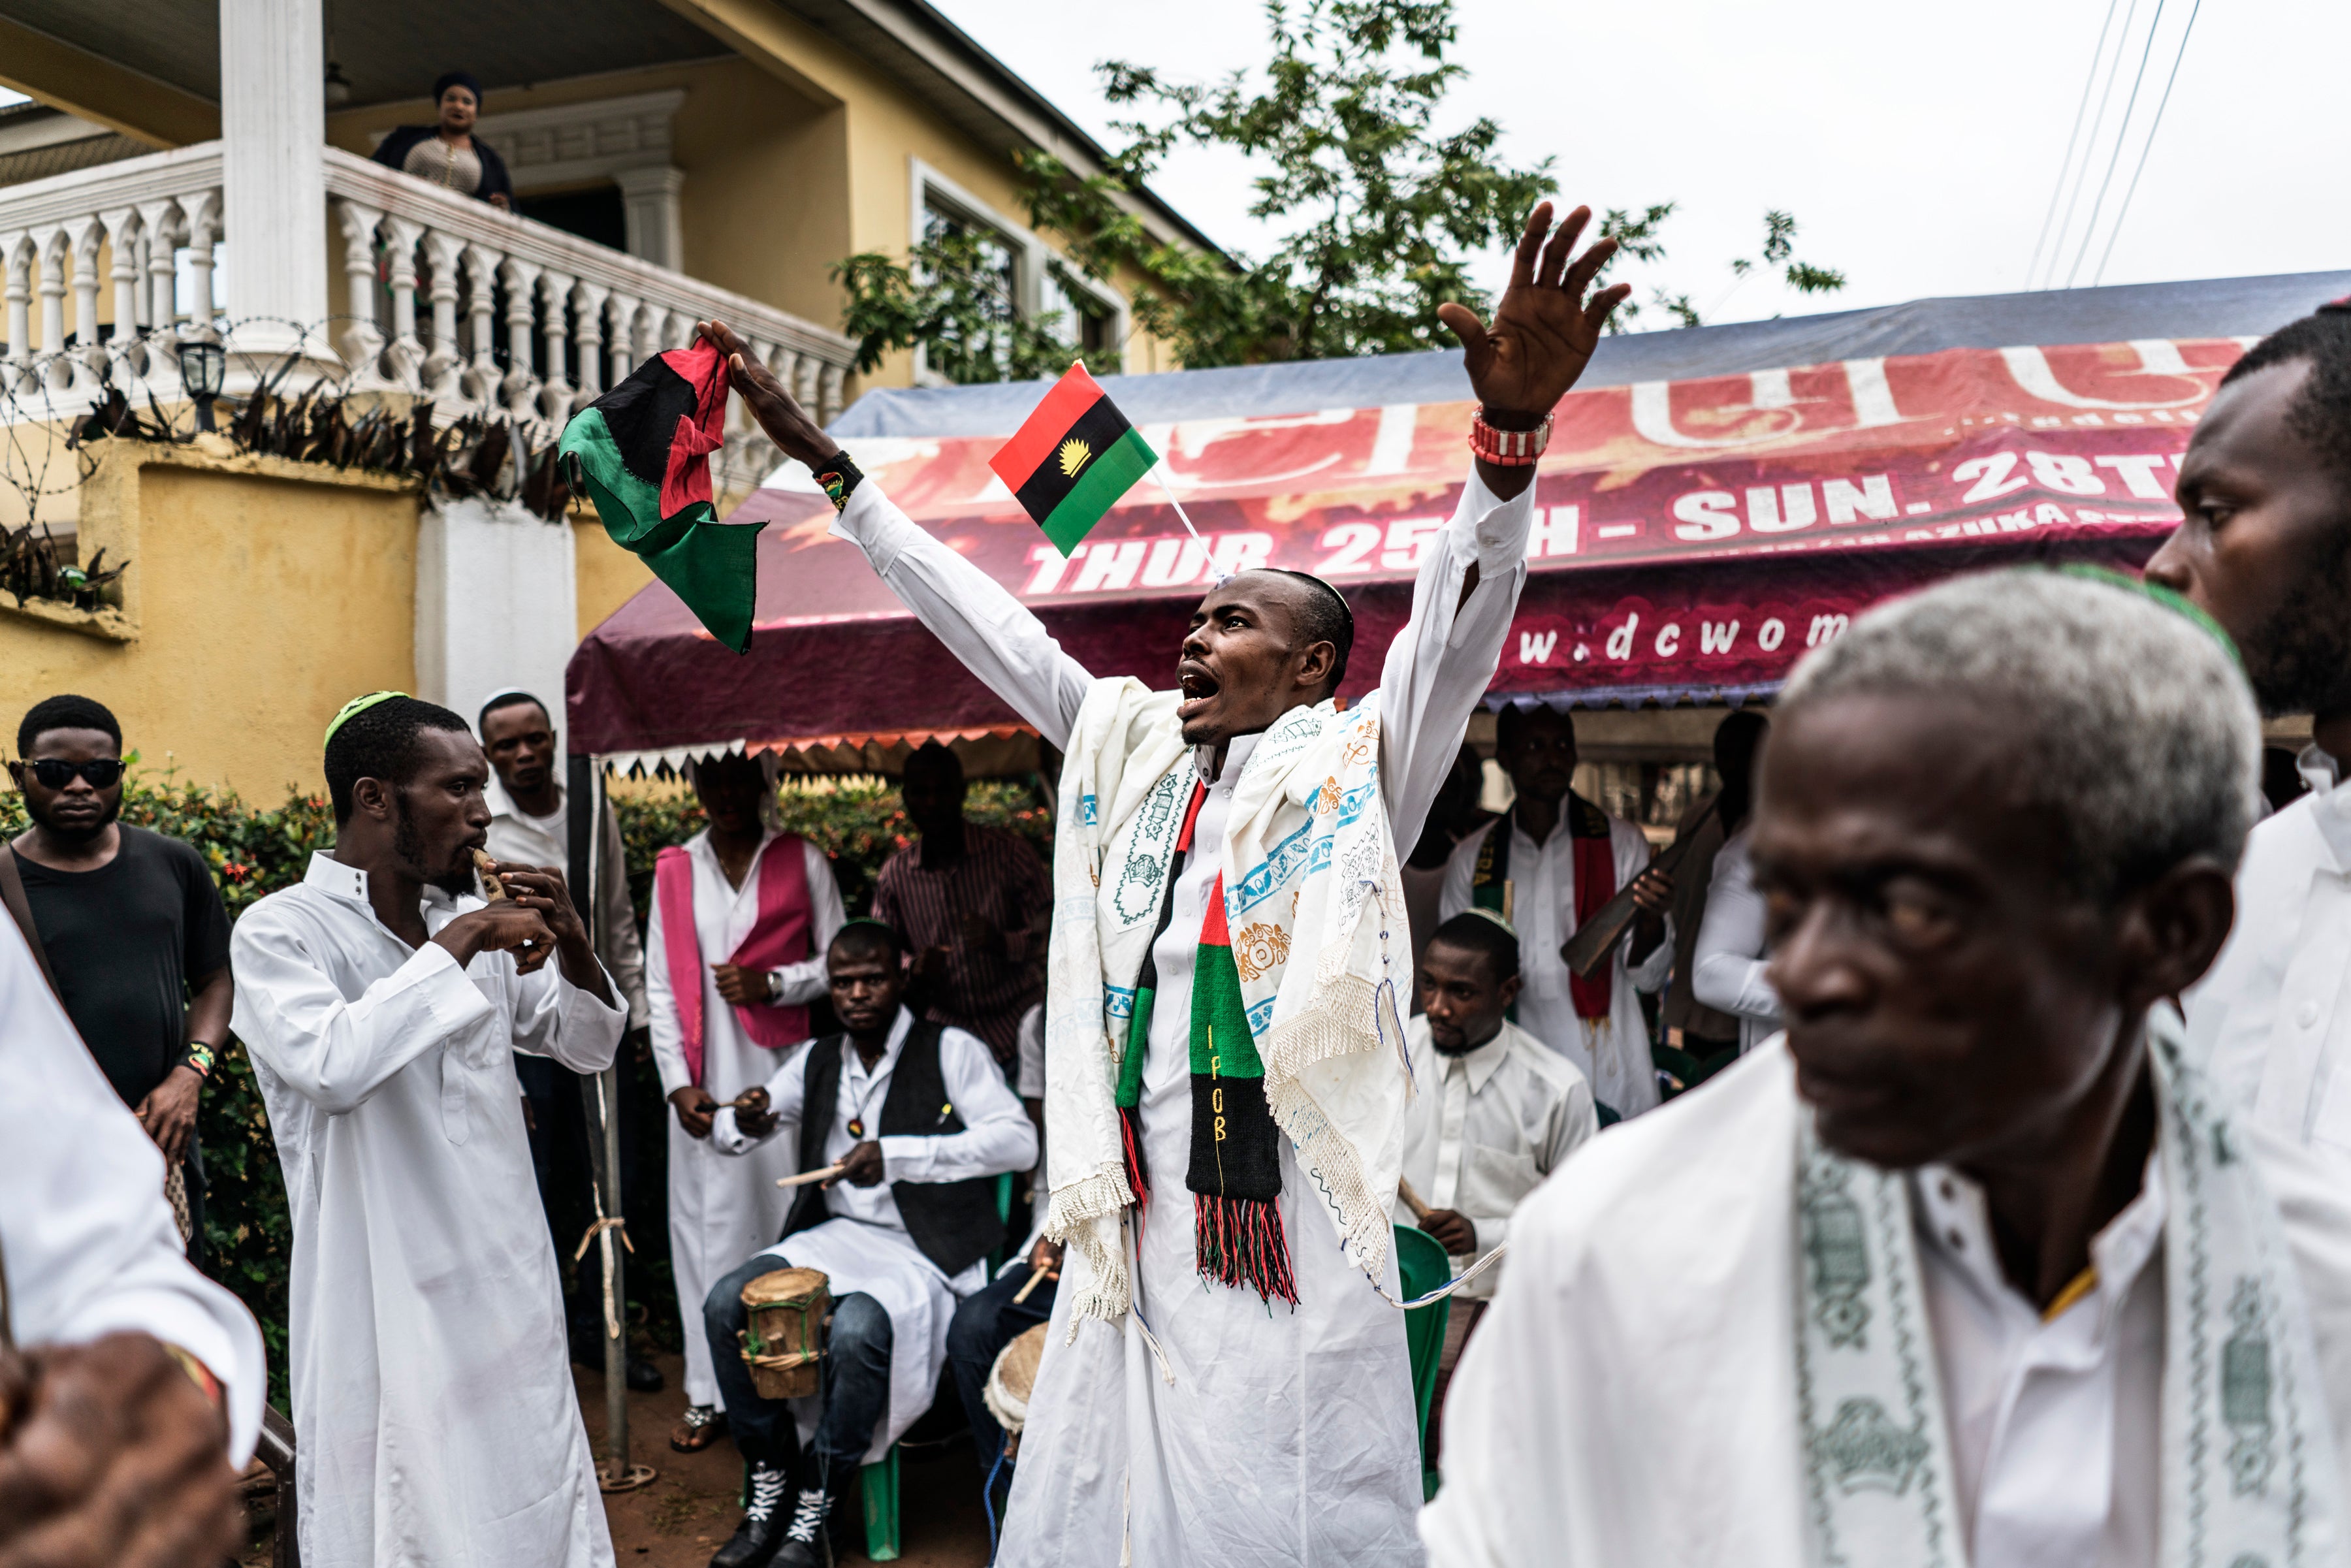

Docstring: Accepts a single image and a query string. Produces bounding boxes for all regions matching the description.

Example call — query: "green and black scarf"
[1112,781,1298,1304]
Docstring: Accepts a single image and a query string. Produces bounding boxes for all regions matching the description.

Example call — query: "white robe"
[230,852,627,1568]
[1421,1038,2351,1567]
[711,1007,1036,1460]
[645,828,842,1407]
[0,916,264,1465]
[1439,808,1673,1116]
[829,465,1532,1566]
[2185,745,2351,1156]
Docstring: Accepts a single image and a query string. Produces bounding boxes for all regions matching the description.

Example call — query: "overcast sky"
[933,0,2351,328]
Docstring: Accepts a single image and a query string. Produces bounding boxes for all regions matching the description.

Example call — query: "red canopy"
[568,334,2235,768]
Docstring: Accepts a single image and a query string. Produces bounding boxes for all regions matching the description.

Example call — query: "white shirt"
[2187,746,2351,1157]
[1915,1159,2166,1568]
[1439,808,1673,1117]
[1691,824,1781,1056]
[711,1007,1036,1461]
[642,825,843,1405]
[831,466,1531,1566]
[485,775,650,1028]
[230,852,626,1568]
[0,916,264,1465]
[1393,1015,1595,1298]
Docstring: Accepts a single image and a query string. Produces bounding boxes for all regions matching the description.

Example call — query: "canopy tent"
[567,268,2351,775]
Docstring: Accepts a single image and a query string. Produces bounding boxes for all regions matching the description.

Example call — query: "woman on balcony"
[371,71,515,212]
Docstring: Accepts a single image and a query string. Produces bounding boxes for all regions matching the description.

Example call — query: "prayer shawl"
[654,836,812,1085]
[1470,796,1616,1018]
[1424,1017,2351,1567]
[1044,679,1411,1326]
[1794,1016,2347,1567]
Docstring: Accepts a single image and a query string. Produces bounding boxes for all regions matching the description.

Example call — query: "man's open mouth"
[1177,662,1219,718]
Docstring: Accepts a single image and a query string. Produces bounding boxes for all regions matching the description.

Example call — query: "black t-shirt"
[15,827,232,1110]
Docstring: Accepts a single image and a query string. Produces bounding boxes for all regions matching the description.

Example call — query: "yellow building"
[0,0,1212,799]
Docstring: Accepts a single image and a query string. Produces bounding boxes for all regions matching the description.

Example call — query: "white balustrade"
[0,141,857,452]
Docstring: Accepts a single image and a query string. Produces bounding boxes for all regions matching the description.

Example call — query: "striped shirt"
[871,822,1050,1061]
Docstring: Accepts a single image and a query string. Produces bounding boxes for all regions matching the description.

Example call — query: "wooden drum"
[738,1267,829,1400]
[983,1324,1049,1458]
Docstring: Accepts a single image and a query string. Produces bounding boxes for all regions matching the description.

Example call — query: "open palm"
[1438,203,1630,417]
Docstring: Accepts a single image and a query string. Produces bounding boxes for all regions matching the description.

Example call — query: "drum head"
[984,1323,1049,1434]
[741,1266,828,1308]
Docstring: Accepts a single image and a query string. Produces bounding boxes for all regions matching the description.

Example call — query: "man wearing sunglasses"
[8,694,234,1266]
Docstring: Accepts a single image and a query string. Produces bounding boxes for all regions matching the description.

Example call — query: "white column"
[614,166,685,270]
[415,497,579,719]
[219,0,328,349]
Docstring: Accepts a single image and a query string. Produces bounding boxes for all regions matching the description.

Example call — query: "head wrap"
[325,690,409,748]
[432,71,483,107]
[1459,904,1520,940]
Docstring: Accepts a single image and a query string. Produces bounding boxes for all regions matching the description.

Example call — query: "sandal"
[671,1403,728,1453]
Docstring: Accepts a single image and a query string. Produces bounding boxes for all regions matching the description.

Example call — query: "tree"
[834,0,1847,379]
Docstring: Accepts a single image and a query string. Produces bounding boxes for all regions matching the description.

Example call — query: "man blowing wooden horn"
[699,200,1629,1566]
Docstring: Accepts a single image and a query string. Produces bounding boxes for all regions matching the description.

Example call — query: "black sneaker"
[707,1462,791,1568]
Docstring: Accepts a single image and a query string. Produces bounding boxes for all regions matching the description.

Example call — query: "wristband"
[812,452,865,513]
[185,1042,217,1079]
[1467,410,1552,467]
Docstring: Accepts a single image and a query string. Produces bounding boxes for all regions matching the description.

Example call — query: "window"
[908,159,1128,385]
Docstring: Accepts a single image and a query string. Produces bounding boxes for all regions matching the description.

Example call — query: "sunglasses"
[26,758,125,789]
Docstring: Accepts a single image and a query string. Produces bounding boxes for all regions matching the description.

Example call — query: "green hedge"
[5,767,1051,1403]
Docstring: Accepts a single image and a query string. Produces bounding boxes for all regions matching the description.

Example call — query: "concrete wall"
[0,441,419,803]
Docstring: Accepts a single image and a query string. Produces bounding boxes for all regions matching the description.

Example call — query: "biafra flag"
[989,362,1157,556]
[559,342,763,654]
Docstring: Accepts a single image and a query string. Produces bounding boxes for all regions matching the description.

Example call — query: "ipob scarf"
[1471,795,1618,1017]
[1044,679,1410,1328]
[560,342,763,652]
[1793,1012,2346,1568]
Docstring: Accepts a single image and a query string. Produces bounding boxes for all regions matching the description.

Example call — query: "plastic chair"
[1394,1223,1454,1501]
[859,1175,1014,1561]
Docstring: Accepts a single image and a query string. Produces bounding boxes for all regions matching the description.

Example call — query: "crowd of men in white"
[5,204,2351,1568]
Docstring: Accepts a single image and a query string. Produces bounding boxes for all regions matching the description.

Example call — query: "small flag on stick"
[989,363,1162,556]
[560,342,764,654]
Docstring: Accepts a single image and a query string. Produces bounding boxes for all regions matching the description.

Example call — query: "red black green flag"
[559,342,763,653]
[989,362,1158,555]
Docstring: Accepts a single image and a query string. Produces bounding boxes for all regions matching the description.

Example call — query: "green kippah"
[1460,904,1519,940]
[2053,565,2241,666]
[325,690,409,747]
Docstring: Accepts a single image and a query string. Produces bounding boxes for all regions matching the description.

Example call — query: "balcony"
[0,140,855,483]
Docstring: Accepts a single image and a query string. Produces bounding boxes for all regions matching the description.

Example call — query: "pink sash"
[656,835,813,1087]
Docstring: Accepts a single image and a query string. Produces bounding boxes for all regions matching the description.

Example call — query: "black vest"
[780,1019,1007,1278]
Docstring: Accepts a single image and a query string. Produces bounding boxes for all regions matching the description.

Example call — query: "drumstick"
[775,1163,848,1189]
[1396,1176,1434,1223]
[1010,1265,1053,1305]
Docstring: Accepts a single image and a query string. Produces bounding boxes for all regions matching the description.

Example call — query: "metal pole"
[567,753,633,1482]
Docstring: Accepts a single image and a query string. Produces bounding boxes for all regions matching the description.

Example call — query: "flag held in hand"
[989,363,1157,556]
[560,342,764,654]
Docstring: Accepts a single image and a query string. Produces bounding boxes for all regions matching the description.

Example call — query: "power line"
[2092,0,2205,286]
[2065,0,2173,289]
[2043,0,2142,289]
[2026,0,2124,291]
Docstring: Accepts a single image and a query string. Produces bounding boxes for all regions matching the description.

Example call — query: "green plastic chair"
[854,1174,1017,1561]
[1394,1223,1454,1501]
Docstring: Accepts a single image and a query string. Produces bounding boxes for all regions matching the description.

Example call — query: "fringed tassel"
[1119,1106,1151,1243]
[1193,1193,1299,1305]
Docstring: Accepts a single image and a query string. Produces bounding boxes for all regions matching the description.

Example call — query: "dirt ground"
[240,1351,997,1567]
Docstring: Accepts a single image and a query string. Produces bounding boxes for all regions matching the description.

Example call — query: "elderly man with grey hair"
[1422,569,2351,1568]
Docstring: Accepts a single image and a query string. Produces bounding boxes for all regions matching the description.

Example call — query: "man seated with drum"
[702,918,1036,1568]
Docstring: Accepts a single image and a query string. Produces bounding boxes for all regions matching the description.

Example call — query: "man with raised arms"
[1424,571,2351,1567]
[231,694,626,1568]
[703,199,1627,1565]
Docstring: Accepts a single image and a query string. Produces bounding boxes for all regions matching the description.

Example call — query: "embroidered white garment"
[231,853,626,1568]
[711,1008,1034,1460]
[0,916,264,1466]
[1439,808,1672,1114]
[1424,1023,2351,1568]
[2186,745,2351,1159]
[829,467,1530,1565]
[647,827,842,1406]
[1391,1014,1595,1299]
